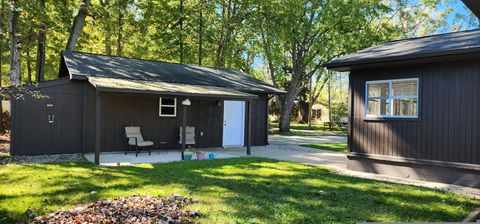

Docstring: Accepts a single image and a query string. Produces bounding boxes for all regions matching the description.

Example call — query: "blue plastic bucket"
[184,153,193,160]
[208,153,215,160]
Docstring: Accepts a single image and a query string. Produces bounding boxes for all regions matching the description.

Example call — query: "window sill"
[363,116,420,122]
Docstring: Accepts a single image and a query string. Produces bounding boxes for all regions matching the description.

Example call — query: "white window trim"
[365,78,419,118]
[159,97,177,117]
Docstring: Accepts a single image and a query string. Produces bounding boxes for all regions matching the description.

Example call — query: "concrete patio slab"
[84,150,240,166]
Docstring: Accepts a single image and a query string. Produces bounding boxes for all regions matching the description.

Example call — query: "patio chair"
[179,126,195,147]
[125,126,153,156]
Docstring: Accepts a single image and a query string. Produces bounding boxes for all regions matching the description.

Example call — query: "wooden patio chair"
[125,126,153,156]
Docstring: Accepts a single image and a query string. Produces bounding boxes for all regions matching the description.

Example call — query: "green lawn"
[300,143,348,153]
[0,157,478,223]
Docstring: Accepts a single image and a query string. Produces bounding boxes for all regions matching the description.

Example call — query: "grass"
[300,143,348,153]
[0,157,479,223]
[270,122,347,135]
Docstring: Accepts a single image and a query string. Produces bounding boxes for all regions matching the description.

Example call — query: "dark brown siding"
[350,59,480,165]
[11,80,84,155]
[95,93,268,152]
[247,94,268,146]
[12,80,269,155]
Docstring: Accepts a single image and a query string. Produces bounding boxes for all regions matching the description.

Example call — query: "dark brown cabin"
[325,29,480,187]
[10,51,284,163]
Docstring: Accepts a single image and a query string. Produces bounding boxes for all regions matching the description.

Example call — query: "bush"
[331,102,348,125]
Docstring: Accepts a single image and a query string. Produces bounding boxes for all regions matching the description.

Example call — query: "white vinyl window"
[159,97,177,117]
[365,78,419,118]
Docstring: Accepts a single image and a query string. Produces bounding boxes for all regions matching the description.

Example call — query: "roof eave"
[324,47,480,71]
[95,87,258,100]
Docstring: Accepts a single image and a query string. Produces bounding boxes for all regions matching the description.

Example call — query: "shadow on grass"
[0,157,478,223]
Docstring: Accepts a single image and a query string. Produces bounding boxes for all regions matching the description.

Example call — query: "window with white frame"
[366,78,418,118]
[159,97,177,117]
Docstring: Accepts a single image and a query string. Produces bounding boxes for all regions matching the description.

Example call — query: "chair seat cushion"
[134,141,154,147]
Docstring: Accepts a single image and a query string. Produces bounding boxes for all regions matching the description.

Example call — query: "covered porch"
[89,77,259,165]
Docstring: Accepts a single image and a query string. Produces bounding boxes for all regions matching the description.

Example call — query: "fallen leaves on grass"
[32,195,201,224]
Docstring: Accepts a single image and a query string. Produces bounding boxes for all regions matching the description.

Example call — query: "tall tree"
[116,0,128,56]
[198,0,203,65]
[0,0,5,132]
[0,0,5,86]
[178,0,184,63]
[35,0,46,82]
[65,0,90,51]
[8,0,20,85]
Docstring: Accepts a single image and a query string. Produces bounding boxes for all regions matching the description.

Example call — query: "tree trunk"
[307,76,313,128]
[35,0,46,82]
[105,34,112,55]
[198,0,203,65]
[0,0,5,132]
[179,0,184,63]
[279,69,302,132]
[26,49,32,83]
[65,0,90,51]
[0,0,4,85]
[116,0,123,56]
[8,0,21,86]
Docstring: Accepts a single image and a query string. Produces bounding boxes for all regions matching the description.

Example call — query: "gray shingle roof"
[88,76,258,99]
[61,51,284,94]
[325,29,480,71]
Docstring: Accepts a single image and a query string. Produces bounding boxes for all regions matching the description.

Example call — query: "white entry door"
[223,101,245,147]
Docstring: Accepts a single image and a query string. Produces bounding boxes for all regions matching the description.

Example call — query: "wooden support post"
[246,100,252,155]
[181,104,187,160]
[94,91,102,165]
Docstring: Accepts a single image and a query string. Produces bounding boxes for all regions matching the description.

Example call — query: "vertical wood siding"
[11,80,84,155]
[12,80,269,155]
[350,59,480,165]
[97,93,268,152]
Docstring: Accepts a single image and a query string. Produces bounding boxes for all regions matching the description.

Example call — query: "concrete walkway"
[269,134,346,145]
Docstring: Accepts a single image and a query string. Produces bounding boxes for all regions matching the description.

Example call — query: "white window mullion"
[389,80,393,116]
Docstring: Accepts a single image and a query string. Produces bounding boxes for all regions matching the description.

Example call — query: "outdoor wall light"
[181,99,191,106]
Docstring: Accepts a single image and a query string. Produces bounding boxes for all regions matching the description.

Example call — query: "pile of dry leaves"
[32,195,201,224]
[0,131,10,154]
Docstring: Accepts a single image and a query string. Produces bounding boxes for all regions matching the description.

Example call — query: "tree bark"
[307,76,312,128]
[198,0,203,65]
[8,0,21,86]
[0,0,5,132]
[279,69,302,132]
[65,0,90,51]
[179,0,184,63]
[0,0,4,84]
[26,48,32,83]
[116,0,124,56]
[35,0,46,82]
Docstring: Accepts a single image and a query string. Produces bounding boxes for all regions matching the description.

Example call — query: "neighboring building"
[324,28,480,187]
[10,51,284,163]
[311,103,329,123]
